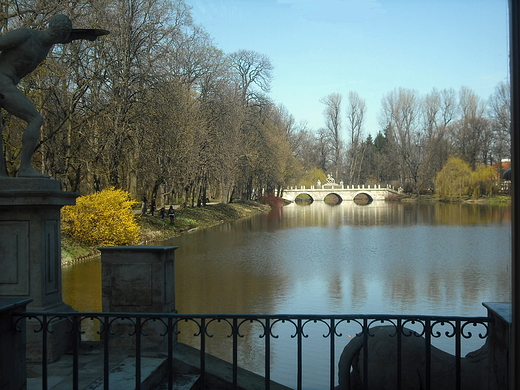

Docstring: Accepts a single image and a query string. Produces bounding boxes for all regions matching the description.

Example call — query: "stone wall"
[0,298,31,390]
[483,302,511,389]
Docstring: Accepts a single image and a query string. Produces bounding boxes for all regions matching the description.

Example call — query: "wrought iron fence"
[14,311,492,390]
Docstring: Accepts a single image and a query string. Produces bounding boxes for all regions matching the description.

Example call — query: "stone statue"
[0,14,108,178]
[336,326,489,390]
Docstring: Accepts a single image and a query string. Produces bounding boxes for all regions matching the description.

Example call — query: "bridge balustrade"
[282,184,399,202]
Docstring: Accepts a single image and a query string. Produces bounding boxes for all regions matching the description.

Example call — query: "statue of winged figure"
[0,14,109,178]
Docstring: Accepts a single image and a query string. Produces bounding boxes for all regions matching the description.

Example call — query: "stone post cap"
[0,298,33,313]
[99,245,178,252]
[0,178,77,206]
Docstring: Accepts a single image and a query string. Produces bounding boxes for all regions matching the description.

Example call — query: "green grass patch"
[61,236,99,265]
[486,195,511,205]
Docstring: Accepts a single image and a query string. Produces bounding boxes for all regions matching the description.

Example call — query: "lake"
[62,201,511,389]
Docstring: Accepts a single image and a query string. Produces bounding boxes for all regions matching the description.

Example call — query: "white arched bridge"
[282,184,399,202]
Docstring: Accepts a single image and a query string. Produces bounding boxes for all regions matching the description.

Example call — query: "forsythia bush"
[62,187,140,246]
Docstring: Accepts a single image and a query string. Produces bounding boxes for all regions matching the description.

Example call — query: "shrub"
[259,192,286,207]
[470,164,498,198]
[434,157,472,199]
[434,157,500,199]
[62,187,140,246]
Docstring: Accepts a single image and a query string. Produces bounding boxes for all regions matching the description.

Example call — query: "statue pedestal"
[0,178,78,361]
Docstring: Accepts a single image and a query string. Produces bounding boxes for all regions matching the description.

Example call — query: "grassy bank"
[61,200,271,265]
[397,194,511,204]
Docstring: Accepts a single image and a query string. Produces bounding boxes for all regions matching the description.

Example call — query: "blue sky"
[185,0,509,137]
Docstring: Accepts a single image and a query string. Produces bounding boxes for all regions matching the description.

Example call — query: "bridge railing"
[12,310,497,390]
[284,184,398,191]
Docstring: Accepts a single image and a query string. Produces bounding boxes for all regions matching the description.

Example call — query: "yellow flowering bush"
[62,187,140,246]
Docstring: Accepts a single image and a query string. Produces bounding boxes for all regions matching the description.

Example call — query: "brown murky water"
[62,202,511,389]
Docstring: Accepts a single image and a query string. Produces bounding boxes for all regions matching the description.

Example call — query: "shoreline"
[397,194,511,204]
[60,195,509,266]
[61,200,271,266]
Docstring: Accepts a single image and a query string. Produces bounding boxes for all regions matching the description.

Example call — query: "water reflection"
[62,201,511,389]
[62,259,102,340]
[163,202,510,319]
[62,259,102,312]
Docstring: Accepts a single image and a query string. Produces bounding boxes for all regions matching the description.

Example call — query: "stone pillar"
[483,302,511,390]
[0,298,31,390]
[0,178,77,361]
[100,246,177,351]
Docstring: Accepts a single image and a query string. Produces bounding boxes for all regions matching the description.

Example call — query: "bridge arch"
[323,192,343,204]
[353,192,373,204]
[294,192,315,203]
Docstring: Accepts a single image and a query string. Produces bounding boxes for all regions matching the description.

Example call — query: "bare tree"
[451,86,491,169]
[287,121,322,171]
[228,49,273,106]
[320,93,343,180]
[421,88,456,189]
[315,128,333,172]
[345,91,366,184]
[380,88,424,194]
[488,81,511,178]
